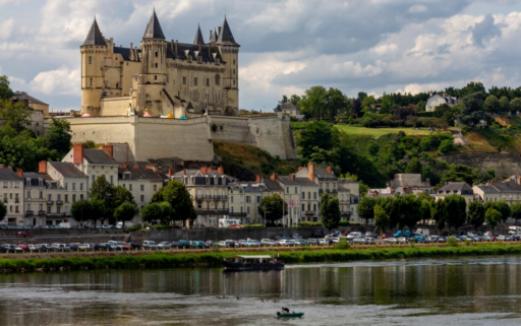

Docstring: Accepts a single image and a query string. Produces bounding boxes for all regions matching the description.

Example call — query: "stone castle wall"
[66,115,296,162]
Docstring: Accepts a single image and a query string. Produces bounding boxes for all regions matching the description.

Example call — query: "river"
[1,256,521,325]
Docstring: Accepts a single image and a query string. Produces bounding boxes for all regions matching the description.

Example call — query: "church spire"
[143,9,165,40]
[82,18,106,46]
[193,25,205,45]
[217,16,238,46]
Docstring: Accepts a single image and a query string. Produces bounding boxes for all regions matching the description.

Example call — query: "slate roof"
[48,162,87,179]
[12,91,48,106]
[438,182,473,194]
[278,176,318,187]
[477,180,521,194]
[229,182,267,193]
[82,19,106,46]
[113,42,223,64]
[217,17,239,46]
[0,168,21,181]
[83,149,118,165]
[119,163,164,181]
[263,178,283,192]
[143,10,165,40]
[193,25,205,45]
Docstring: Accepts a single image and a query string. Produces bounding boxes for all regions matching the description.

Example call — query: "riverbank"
[2,243,521,273]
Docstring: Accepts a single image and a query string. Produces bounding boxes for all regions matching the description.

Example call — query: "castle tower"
[80,19,107,116]
[134,10,168,116]
[193,25,205,45]
[216,17,240,114]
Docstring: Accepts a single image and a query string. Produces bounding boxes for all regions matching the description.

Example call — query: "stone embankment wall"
[66,115,296,162]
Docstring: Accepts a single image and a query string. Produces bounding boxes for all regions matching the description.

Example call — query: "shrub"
[447,236,459,247]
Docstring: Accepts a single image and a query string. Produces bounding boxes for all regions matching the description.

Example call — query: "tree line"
[358,194,521,232]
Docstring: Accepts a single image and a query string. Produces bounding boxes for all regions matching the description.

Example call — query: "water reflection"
[0,256,520,325]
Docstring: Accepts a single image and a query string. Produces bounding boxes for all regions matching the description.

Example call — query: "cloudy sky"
[1,0,521,111]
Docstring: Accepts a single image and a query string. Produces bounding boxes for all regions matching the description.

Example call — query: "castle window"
[215,74,220,86]
[88,56,92,64]
[154,75,157,81]
[183,76,187,85]
[194,77,198,86]
[89,78,93,87]
[206,78,210,87]
[155,51,158,58]
[154,63,158,68]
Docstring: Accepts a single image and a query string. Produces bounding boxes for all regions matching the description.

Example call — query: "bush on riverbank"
[2,243,521,273]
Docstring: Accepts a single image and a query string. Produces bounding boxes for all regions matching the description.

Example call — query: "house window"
[80,183,84,191]
[129,184,133,191]
[140,195,144,202]
[246,196,251,203]
[153,185,157,192]
[72,183,76,191]
[140,184,144,191]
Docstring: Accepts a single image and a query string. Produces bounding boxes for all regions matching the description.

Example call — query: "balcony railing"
[195,194,228,201]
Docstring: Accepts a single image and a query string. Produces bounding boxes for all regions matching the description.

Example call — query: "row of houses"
[0,146,360,228]
[368,173,521,204]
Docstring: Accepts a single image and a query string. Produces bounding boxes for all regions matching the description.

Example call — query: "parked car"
[142,240,158,250]
[157,241,172,249]
[177,240,190,249]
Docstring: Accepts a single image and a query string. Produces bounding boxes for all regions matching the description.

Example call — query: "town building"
[171,167,235,227]
[62,144,119,187]
[425,93,457,112]
[274,98,303,120]
[435,181,474,202]
[276,174,320,227]
[388,173,432,194]
[119,162,164,207]
[0,168,24,225]
[473,176,521,203]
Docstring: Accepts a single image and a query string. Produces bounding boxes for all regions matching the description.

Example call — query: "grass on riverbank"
[2,243,521,273]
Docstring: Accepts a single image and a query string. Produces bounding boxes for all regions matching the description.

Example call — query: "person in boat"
[281,307,290,313]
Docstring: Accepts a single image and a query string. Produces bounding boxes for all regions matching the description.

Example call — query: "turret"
[216,17,239,114]
[136,10,168,116]
[193,25,205,45]
[80,19,107,116]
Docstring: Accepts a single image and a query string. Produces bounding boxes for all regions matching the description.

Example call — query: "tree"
[44,119,71,157]
[511,203,521,223]
[71,200,93,224]
[467,201,485,228]
[258,194,284,226]
[483,95,499,112]
[297,121,334,160]
[0,202,6,221]
[113,185,134,208]
[499,95,510,113]
[485,207,502,229]
[0,75,13,100]
[0,99,31,132]
[89,176,116,222]
[114,201,137,227]
[152,180,196,223]
[299,86,349,121]
[444,195,466,229]
[387,195,421,230]
[432,199,448,230]
[510,97,521,115]
[374,203,389,232]
[320,193,341,229]
[358,196,376,225]
[458,92,489,128]
[486,201,511,221]
[141,202,164,224]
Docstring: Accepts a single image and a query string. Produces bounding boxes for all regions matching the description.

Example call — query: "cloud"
[30,67,80,96]
[472,14,501,46]
[0,19,14,40]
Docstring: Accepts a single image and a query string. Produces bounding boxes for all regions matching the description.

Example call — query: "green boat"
[276,311,304,319]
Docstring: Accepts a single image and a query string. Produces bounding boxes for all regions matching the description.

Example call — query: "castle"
[67,11,295,162]
[81,10,238,117]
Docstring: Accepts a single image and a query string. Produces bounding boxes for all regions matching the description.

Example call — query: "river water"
[1,256,521,325]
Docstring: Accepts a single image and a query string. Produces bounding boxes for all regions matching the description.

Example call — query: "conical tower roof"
[217,17,238,46]
[82,19,106,46]
[193,25,205,45]
[143,10,165,40]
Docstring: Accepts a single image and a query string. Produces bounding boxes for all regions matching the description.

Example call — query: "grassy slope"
[334,125,436,137]
[213,141,299,179]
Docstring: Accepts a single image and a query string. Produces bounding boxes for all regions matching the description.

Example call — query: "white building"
[119,162,164,207]
[0,168,24,225]
[425,94,457,112]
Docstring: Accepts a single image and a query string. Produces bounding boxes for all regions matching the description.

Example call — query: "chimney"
[200,166,208,174]
[217,166,224,175]
[38,161,47,175]
[101,144,113,158]
[326,165,333,175]
[16,168,23,177]
[270,172,278,181]
[73,143,84,165]
[145,163,157,172]
[255,175,262,183]
[167,166,174,177]
[307,161,315,181]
